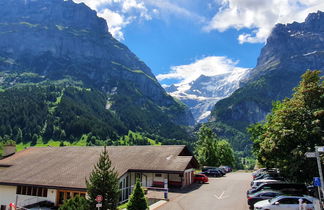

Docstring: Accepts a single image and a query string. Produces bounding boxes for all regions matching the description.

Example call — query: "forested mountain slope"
[0,0,194,144]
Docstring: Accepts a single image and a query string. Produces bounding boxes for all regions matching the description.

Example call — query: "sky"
[72,0,324,87]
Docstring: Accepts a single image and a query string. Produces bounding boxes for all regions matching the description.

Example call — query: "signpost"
[305,152,316,158]
[96,195,103,210]
[315,146,324,199]
[164,179,168,200]
[317,147,324,152]
[306,147,324,204]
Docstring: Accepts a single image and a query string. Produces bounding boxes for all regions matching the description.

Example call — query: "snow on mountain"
[165,68,249,123]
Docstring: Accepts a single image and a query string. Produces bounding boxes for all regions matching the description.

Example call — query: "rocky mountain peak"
[0,0,108,34]
[255,11,324,76]
[0,0,195,128]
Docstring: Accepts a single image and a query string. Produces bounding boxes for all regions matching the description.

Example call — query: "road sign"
[317,147,324,152]
[96,203,102,208]
[95,195,103,203]
[305,152,316,158]
[314,177,321,187]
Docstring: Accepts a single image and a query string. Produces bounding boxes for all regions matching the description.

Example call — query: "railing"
[17,196,47,208]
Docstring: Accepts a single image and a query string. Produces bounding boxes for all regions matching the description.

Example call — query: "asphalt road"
[157,171,252,210]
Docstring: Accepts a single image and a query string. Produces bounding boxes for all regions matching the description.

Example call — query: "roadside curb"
[149,200,168,210]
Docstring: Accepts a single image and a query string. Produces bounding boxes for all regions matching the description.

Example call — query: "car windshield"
[269,197,278,203]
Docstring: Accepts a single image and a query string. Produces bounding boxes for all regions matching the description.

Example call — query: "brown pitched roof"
[0,145,198,190]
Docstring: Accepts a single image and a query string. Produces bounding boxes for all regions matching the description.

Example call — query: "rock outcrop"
[210,11,324,131]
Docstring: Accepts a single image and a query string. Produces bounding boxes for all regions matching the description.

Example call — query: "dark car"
[247,190,283,208]
[201,169,222,177]
[254,172,281,180]
[247,183,308,196]
[216,167,226,175]
[220,166,232,173]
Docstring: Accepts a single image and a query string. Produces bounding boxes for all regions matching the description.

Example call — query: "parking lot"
[156,171,252,210]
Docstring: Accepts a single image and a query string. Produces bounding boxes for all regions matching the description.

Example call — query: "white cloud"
[72,0,206,40]
[144,0,206,23]
[97,9,130,40]
[205,0,324,43]
[73,0,152,40]
[156,56,248,86]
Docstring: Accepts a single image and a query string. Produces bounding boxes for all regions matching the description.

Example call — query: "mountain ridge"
[166,68,248,123]
[0,0,195,144]
[210,11,324,132]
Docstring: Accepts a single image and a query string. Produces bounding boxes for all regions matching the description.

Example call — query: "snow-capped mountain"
[165,68,248,123]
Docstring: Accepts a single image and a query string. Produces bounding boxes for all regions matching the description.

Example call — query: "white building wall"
[0,185,16,206]
[169,173,181,182]
[47,189,57,204]
[0,185,57,208]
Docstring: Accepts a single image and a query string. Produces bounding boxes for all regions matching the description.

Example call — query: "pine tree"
[86,146,120,210]
[59,195,89,210]
[127,179,148,210]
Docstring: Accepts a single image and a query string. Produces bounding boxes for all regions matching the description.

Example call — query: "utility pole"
[315,146,324,198]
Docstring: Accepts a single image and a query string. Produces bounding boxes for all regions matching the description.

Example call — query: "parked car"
[254,172,282,181]
[253,195,318,210]
[220,166,232,173]
[201,169,223,177]
[218,167,227,175]
[253,168,280,180]
[194,174,208,183]
[247,183,308,196]
[253,168,267,179]
[250,179,283,188]
[247,190,284,209]
[258,176,285,181]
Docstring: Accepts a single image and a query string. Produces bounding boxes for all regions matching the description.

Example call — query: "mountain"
[166,68,248,123]
[210,11,324,133]
[0,0,194,144]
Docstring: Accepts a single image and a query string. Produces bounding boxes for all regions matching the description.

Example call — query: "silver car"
[254,195,318,210]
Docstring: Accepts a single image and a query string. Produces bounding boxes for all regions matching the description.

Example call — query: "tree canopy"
[59,195,89,210]
[195,125,235,167]
[249,70,324,182]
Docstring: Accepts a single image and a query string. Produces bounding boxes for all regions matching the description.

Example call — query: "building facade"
[0,145,199,209]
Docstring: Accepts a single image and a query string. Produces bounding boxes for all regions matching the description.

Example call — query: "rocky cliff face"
[166,68,248,123]
[210,11,324,131]
[0,0,194,140]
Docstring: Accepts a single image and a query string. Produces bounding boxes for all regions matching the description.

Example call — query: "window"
[27,187,32,195]
[155,174,162,177]
[58,192,65,205]
[22,186,26,195]
[16,186,21,194]
[32,187,37,196]
[57,190,86,205]
[16,185,48,198]
[277,198,299,204]
[37,188,43,197]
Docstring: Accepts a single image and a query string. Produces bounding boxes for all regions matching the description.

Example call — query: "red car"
[194,174,208,183]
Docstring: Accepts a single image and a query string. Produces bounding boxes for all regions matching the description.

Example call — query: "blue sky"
[73,0,324,86]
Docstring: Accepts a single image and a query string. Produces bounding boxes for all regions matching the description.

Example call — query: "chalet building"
[0,145,199,209]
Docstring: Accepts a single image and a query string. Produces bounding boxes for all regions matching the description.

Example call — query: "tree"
[217,140,235,167]
[195,125,218,166]
[59,195,89,210]
[86,146,120,210]
[249,70,324,182]
[195,125,220,166]
[127,179,148,210]
[31,134,38,146]
[14,128,23,143]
